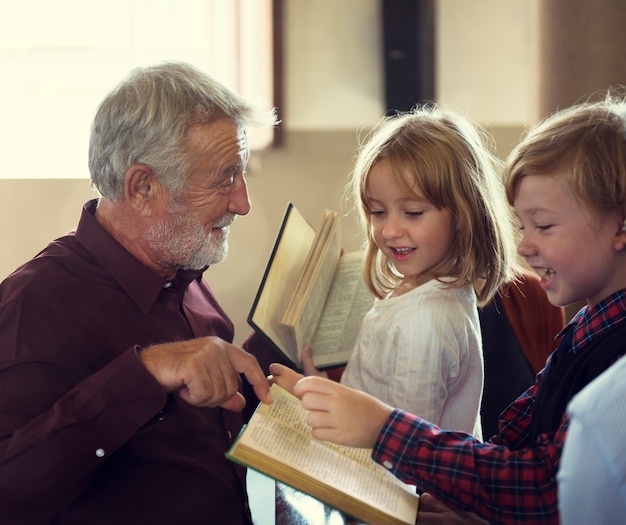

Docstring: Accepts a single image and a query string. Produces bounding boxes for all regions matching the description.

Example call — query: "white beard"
[145,201,235,270]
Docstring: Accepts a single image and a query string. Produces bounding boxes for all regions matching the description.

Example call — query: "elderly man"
[0,62,276,524]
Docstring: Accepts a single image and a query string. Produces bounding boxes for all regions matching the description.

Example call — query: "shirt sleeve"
[558,363,626,525]
[557,410,609,524]
[0,340,167,523]
[372,391,565,524]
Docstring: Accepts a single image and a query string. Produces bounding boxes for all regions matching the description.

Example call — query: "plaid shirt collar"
[557,288,626,354]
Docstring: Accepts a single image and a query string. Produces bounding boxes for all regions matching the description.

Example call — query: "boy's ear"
[614,218,626,250]
[123,164,164,216]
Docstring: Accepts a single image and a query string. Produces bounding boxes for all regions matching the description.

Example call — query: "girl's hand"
[300,345,329,378]
[293,376,393,448]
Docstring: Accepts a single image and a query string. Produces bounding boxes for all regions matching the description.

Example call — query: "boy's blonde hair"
[350,105,518,305]
[504,95,626,216]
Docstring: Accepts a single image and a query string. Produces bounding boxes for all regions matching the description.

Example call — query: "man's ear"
[123,164,163,216]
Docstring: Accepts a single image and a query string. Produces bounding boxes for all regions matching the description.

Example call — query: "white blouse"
[341,279,483,439]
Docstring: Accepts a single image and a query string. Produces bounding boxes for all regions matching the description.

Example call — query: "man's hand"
[139,337,271,412]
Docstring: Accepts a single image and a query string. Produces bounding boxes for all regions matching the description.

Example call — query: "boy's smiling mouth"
[535,267,555,280]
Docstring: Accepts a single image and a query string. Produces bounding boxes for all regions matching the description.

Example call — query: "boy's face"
[513,168,626,308]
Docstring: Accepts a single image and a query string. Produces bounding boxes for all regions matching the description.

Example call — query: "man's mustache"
[213,213,237,229]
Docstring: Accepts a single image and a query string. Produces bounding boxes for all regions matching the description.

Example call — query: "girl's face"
[513,169,626,307]
[366,159,455,292]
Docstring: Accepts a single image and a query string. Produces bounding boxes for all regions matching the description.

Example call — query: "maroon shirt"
[0,200,252,524]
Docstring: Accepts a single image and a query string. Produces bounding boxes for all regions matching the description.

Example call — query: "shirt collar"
[75,199,205,314]
[557,289,626,353]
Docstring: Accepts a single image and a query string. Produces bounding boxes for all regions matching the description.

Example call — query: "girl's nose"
[382,216,402,239]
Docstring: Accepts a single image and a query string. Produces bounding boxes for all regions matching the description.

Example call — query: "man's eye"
[221,176,235,190]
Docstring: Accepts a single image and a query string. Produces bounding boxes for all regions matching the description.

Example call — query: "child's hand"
[300,345,329,378]
[293,376,393,448]
[268,363,304,395]
[417,493,489,524]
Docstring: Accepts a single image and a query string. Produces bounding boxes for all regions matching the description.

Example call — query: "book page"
[279,209,343,368]
[290,233,341,351]
[310,251,373,368]
[281,210,341,328]
[231,385,419,523]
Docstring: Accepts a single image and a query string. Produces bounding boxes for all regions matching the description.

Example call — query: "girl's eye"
[370,210,385,217]
[406,211,423,218]
[536,224,553,232]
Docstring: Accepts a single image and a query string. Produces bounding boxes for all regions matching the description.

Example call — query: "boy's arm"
[268,363,305,395]
[290,372,562,523]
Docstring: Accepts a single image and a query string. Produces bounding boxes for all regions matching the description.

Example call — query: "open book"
[248,202,372,370]
[227,384,420,525]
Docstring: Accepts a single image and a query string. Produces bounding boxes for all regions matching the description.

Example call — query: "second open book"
[248,202,373,370]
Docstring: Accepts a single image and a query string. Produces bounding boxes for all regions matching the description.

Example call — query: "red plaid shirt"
[372,289,626,525]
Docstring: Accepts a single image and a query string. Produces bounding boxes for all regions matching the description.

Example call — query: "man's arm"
[0,335,270,524]
[0,348,166,523]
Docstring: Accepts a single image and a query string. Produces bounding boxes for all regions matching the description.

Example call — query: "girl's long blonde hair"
[350,105,518,305]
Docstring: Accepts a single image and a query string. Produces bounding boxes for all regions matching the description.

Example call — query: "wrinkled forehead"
[185,119,249,157]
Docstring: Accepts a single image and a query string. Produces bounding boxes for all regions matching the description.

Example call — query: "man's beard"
[145,200,235,271]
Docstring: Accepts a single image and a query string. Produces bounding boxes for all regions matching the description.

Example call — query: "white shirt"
[558,355,626,525]
[341,279,483,439]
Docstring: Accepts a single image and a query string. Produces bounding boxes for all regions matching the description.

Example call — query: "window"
[0,0,276,179]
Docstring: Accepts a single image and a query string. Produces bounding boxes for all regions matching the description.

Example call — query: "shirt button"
[163,281,173,289]
[95,448,106,458]
[383,460,393,470]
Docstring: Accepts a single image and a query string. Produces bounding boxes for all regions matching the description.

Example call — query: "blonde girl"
[302,105,518,438]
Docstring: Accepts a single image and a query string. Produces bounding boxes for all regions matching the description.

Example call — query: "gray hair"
[88,61,278,200]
